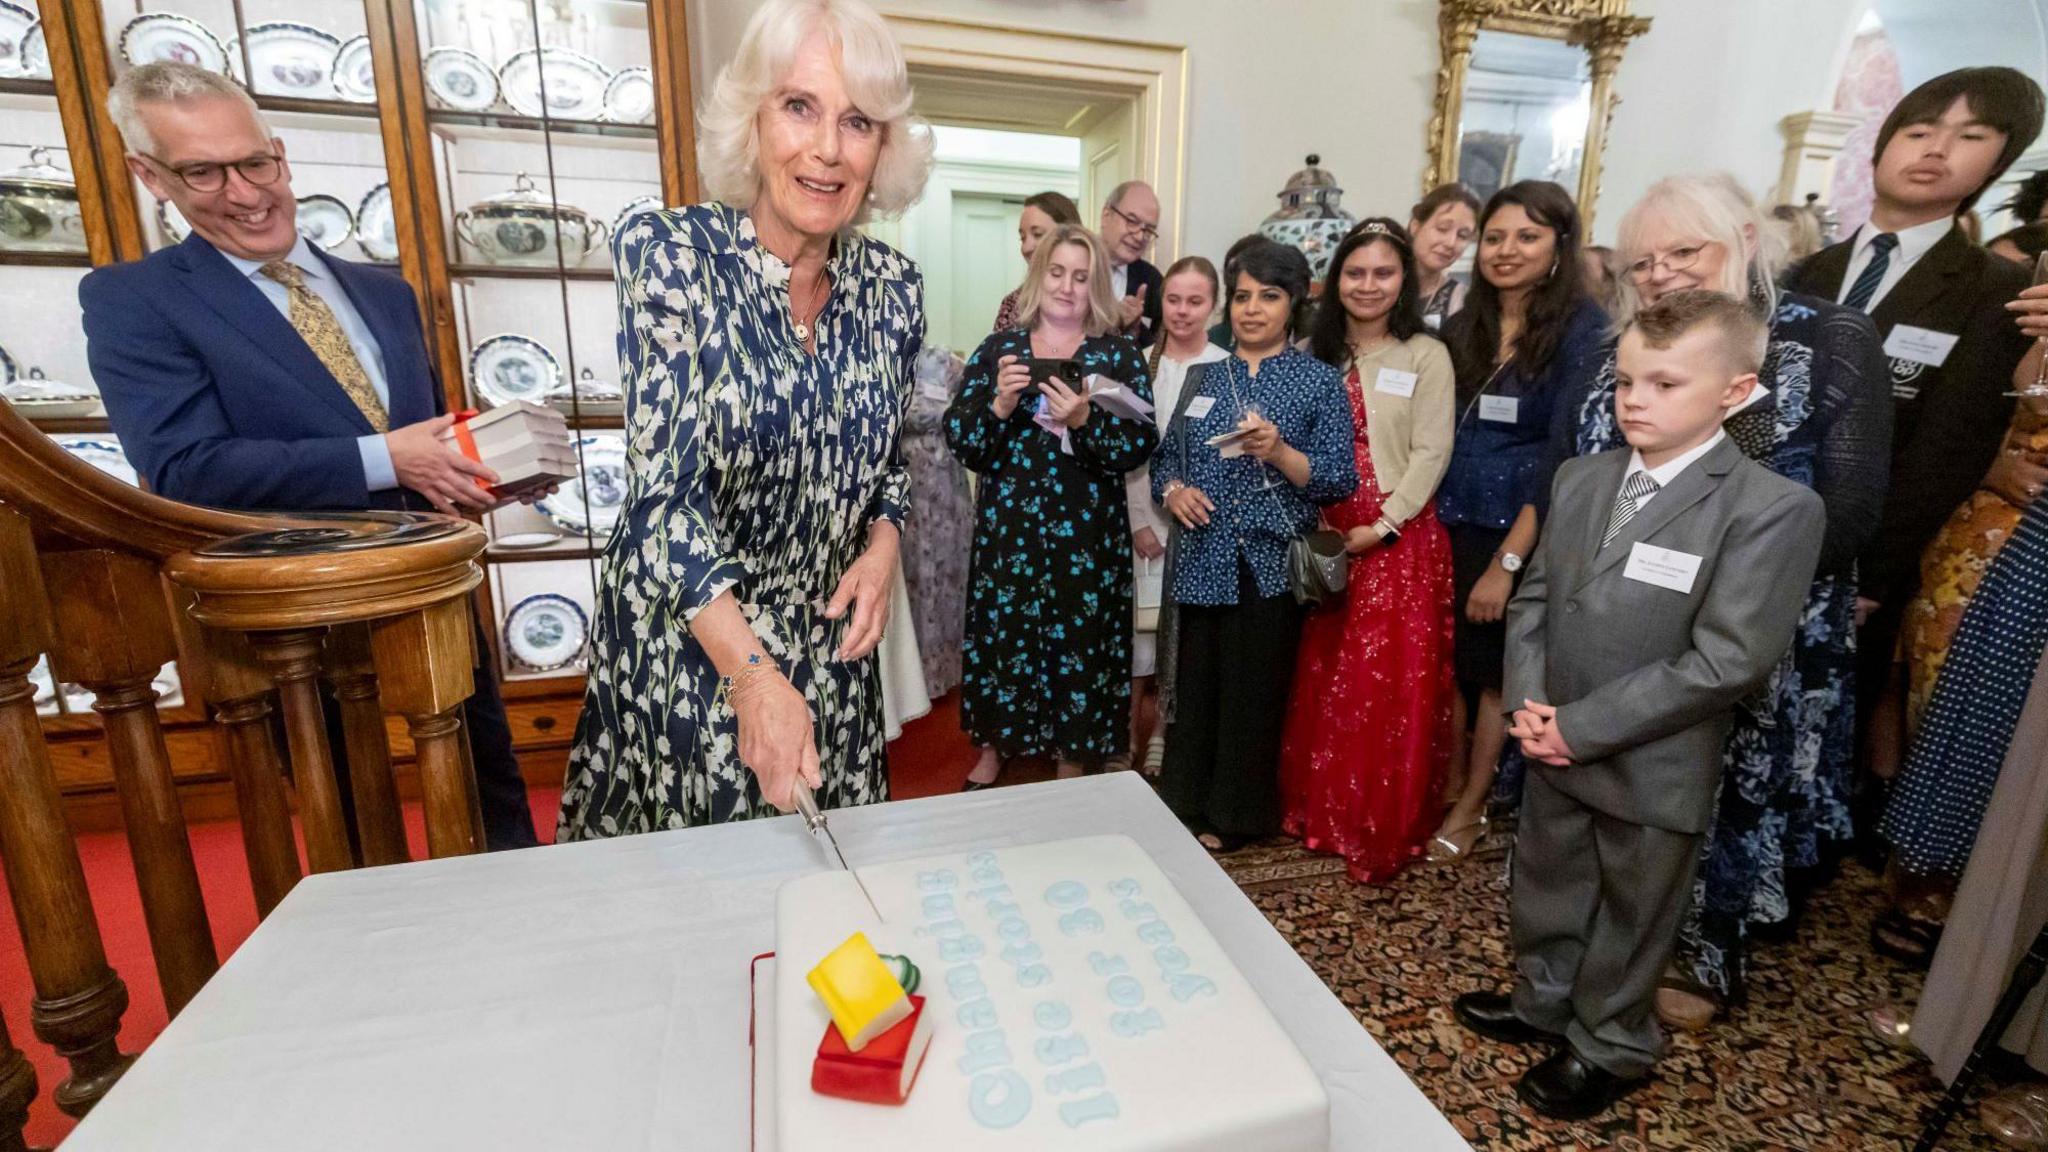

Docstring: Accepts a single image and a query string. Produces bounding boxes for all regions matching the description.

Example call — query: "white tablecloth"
[63,775,1470,1150]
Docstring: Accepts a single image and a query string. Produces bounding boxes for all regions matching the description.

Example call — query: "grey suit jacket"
[1504,436,1826,834]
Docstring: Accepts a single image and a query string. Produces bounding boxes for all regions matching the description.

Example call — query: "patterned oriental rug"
[1216,831,2014,1151]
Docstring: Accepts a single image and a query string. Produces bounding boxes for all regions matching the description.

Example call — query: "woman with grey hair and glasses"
[558,0,936,837]
[1570,172,1891,1027]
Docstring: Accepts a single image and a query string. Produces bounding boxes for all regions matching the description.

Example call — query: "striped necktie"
[1842,232,1899,313]
[1601,469,1660,549]
[260,260,389,432]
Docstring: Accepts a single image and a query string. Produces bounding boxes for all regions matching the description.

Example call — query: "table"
[64,774,1470,1150]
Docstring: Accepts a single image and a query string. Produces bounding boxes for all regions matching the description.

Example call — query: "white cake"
[772,834,1329,1150]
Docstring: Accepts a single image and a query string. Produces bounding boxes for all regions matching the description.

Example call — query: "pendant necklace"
[791,269,829,345]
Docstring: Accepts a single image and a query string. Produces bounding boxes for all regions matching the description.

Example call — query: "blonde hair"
[1613,173,1784,329]
[1012,225,1120,337]
[696,0,933,221]
[107,61,271,155]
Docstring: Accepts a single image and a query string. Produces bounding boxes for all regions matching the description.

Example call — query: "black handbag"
[1286,527,1349,607]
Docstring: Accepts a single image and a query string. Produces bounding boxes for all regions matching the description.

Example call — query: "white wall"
[687,0,1886,258]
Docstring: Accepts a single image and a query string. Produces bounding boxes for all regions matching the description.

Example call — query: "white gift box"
[437,401,578,508]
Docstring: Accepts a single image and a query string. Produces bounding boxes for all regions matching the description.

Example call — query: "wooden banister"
[0,403,492,1141]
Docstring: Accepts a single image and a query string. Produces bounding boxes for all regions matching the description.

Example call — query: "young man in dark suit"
[80,62,539,850]
[1456,291,1825,1119]
[1783,67,2045,785]
[1099,180,1164,341]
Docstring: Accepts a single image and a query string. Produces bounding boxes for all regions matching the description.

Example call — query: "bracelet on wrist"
[722,653,782,707]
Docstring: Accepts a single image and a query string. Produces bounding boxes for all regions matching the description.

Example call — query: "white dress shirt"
[1126,342,1230,537]
[220,236,398,491]
[1623,428,1726,513]
[1112,263,1129,301]
[1836,217,1954,312]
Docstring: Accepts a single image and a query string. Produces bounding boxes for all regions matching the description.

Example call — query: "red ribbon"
[448,409,491,490]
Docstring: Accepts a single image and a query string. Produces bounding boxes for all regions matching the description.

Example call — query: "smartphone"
[1026,357,1084,389]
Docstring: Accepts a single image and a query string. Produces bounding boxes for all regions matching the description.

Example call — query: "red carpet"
[3,692,981,1147]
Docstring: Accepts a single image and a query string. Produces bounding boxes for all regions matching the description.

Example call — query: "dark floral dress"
[1574,291,1891,997]
[901,345,972,696]
[558,202,922,837]
[944,329,1157,761]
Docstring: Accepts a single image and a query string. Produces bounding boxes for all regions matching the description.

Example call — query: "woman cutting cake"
[558,0,934,835]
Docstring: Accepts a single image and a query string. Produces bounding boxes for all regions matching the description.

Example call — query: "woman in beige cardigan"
[1277,219,1458,883]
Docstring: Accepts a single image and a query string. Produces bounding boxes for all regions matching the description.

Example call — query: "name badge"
[1883,325,1959,367]
[1423,313,1443,330]
[1185,395,1217,421]
[1623,542,1703,594]
[1479,395,1519,423]
[1374,367,1418,398]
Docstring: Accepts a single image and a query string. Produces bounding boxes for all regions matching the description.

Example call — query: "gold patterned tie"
[259,260,389,432]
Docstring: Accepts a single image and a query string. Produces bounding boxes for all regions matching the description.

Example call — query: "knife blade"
[793,785,883,922]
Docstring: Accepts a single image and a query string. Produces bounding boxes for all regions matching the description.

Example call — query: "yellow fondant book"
[805,932,911,1052]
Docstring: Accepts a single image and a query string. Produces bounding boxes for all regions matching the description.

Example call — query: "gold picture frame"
[1424,0,1651,234]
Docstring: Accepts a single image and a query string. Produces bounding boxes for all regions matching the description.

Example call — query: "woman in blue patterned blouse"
[1429,181,1607,861]
[558,0,934,836]
[947,224,1158,787]
[1153,241,1359,852]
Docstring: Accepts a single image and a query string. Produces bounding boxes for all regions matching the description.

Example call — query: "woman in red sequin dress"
[1280,220,1458,883]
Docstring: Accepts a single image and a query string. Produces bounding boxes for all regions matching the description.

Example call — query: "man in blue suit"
[82,61,539,849]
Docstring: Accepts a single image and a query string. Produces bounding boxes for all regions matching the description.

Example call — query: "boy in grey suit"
[1455,290,1826,1119]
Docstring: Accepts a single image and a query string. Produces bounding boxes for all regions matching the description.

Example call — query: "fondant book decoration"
[814,994,933,1105]
[806,932,911,1053]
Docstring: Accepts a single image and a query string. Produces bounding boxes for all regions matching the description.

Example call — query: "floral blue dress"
[944,329,1157,760]
[1574,291,1891,997]
[558,203,923,837]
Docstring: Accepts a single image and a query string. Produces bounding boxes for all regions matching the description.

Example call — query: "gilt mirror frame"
[1424,0,1651,235]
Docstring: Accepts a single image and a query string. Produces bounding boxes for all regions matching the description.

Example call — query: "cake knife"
[793,785,884,922]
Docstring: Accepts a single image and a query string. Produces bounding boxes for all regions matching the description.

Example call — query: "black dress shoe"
[1454,992,1563,1047]
[1515,1048,1648,1120]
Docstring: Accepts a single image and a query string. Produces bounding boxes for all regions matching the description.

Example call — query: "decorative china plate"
[424,46,498,112]
[503,593,589,672]
[469,334,563,408]
[0,1,36,78]
[228,22,342,96]
[536,434,627,536]
[355,182,398,262]
[119,13,229,73]
[331,35,375,103]
[611,194,662,238]
[295,193,354,249]
[18,17,49,80]
[54,437,138,487]
[0,338,15,386]
[491,530,562,551]
[498,47,609,120]
[603,66,655,125]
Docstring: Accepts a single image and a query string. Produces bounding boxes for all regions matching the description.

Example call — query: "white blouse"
[1126,341,1231,539]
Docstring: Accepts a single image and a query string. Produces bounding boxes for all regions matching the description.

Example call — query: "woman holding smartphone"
[946,224,1158,788]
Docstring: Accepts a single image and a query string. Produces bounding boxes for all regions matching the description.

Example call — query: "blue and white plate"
[0,2,31,79]
[424,46,497,112]
[295,193,354,249]
[331,35,375,103]
[498,47,609,121]
[53,437,138,487]
[119,12,228,73]
[19,18,48,80]
[611,194,662,238]
[536,434,626,537]
[227,22,341,96]
[603,66,654,125]
[503,593,588,672]
[355,182,397,263]
[469,334,562,408]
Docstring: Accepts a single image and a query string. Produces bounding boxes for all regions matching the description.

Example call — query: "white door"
[947,192,1026,353]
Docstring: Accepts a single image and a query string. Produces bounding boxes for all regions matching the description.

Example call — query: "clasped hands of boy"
[1508,699,1574,766]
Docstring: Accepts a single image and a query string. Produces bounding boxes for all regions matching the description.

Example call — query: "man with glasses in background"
[1100,180,1164,340]
[79,61,540,851]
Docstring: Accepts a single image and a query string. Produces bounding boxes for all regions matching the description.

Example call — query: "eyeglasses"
[1106,203,1160,242]
[1625,242,1716,282]
[139,150,283,193]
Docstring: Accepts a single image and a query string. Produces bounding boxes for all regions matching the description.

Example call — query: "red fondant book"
[812,994,932,1105]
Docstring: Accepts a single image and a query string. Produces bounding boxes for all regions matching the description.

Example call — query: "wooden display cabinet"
[0,0,697,823]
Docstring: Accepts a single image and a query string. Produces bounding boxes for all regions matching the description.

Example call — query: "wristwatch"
[1375,518,1401,546]
[1496,551,1524,573]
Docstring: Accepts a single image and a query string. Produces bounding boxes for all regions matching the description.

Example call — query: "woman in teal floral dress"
[947,224,1157,785]
[558,0,935,836]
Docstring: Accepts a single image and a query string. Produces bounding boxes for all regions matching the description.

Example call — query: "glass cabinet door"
[412,0,664,684]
